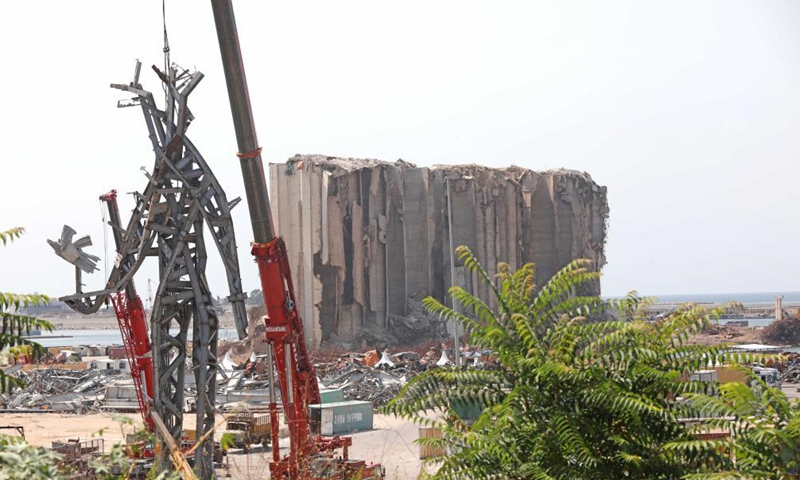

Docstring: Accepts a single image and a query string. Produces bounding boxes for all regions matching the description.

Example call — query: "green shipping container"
[309,400,374,435]
[450,399,483,422]
[319,388,345,404]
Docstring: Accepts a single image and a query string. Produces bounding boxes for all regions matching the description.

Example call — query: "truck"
[223,412,271,453]
[751,365,781,389]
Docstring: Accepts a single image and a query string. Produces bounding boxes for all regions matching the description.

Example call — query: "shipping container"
[713,366,749,384]
[694,430,730,440]
[450,399,483,422]
[319,388,345,404]
[309,400,373,435]
[689,370,719,383]
[418,427,446,459]
[108,346,127,360]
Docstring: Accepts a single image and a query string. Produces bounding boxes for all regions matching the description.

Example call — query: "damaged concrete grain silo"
[269,155,608,348]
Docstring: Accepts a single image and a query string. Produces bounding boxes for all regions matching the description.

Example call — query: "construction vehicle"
[751,365,782,388]
[210,1,384,478]
[223,412,271,453]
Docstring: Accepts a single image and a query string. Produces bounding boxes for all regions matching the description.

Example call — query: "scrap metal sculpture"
[52,60,248,478]
[48,226,100,274]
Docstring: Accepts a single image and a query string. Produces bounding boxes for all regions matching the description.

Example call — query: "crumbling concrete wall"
[269,155,608,348]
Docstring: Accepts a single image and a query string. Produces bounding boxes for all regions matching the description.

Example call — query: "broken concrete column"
[269,155,609,349]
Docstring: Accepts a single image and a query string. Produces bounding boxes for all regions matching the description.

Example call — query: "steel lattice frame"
[59,61,248,478]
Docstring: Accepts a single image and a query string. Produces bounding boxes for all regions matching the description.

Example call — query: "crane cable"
[161,0,171,106]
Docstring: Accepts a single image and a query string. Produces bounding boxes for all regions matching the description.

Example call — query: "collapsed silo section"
[269,155,608,349]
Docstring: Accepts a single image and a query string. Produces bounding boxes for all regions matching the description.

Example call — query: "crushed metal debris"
[3,342,498,413]
[316,348,497,407]
[1,367,112,413]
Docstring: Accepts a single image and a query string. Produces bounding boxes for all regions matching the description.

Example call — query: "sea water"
[32,328,239,348]
[647,291,800,306]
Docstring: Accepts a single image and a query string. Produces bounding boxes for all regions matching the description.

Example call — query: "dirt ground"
[686,324,764,346]
[0,412,163,448]
[0,411,426,480]
[224,414,426,480]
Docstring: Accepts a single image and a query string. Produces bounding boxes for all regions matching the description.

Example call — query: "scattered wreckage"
[2,343,497,415]
[781,361,800,384]
[1,367,114,413]
[315,346,497,408]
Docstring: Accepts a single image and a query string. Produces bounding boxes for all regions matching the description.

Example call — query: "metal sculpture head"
[47,225,100,274]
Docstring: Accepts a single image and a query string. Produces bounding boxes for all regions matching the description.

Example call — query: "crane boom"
[210,2,274,244]
[210,1,382,478]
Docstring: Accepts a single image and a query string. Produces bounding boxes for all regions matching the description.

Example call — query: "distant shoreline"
[35,312,238,331]
[22,335,72,340]
[605,291,800,305]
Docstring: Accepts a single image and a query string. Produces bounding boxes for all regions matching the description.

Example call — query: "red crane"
[210,2,384,478]
[99,190,156,434]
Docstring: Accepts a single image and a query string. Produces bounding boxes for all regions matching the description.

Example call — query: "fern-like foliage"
[384,247,752,479]
[0,227,25,246]
[0,228,53,392]
[668,379,800,479]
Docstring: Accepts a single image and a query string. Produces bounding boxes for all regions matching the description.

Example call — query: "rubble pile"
[1,367,114,413]
[2,339,499,415]
[687,323,764,346]
[218,352,272,392]
[386,297,448,346]
[781,355,800,383]
[782,365,800,383]
[316,347,497,407]
[321,364,409,407]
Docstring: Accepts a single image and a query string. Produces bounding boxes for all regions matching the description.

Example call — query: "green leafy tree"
[0,436,65,480]
[0,227,54,391]
[672,379,800,479]
[385,247,744,479]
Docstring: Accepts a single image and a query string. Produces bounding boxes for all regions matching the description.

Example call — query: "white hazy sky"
[1,1,798,300]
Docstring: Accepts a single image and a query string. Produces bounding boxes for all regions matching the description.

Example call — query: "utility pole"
[446,178,461,367]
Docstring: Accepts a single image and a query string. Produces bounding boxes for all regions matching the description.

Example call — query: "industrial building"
[269,155,609,348]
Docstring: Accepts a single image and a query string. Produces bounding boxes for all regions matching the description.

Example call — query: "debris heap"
[1,367,113,413]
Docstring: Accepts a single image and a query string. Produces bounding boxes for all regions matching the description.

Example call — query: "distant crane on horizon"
[146,278,153,312]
